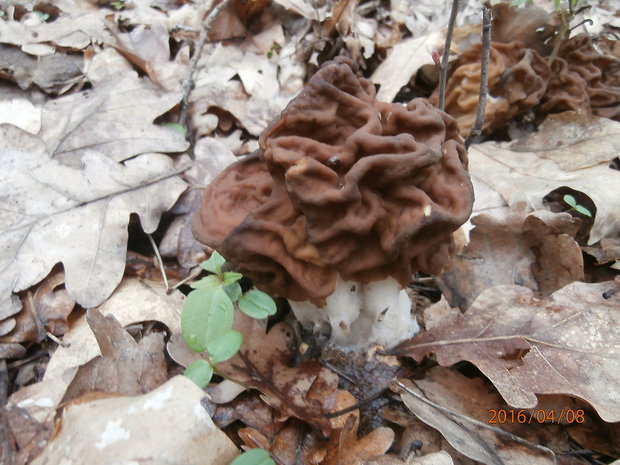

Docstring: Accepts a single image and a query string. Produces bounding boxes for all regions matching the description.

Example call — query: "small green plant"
[181,251,277,388]
[230,448,276,465]
[563,194,592,217]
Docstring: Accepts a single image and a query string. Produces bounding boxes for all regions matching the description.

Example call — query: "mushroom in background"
[193,57,474,349]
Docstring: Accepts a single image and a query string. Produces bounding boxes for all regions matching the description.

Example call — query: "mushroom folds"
[193,58,474,316]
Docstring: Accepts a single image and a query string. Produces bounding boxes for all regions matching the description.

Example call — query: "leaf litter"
[1,0,620,464]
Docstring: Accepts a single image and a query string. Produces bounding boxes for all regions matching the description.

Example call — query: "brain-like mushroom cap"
[193,58,474,305]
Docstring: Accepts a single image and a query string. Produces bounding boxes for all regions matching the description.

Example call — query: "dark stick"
[437,0,460,112]
[464,6,492,150]
[178,0,235,129]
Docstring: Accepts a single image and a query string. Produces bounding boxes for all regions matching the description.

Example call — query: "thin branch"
[170,266,203,291]
[178,0,235,128]
[464,6,492,150]
[394,379,557,464]
[437,0,460,111]
[147,233,169,292]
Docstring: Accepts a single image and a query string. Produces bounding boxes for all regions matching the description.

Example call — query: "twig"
[394,379,557,464]
[464,6,492,150]
[170,266,203,291]
[147,233,169,292]
[437,0,460,111]
[178,0,235,129]
[46,331,70,348]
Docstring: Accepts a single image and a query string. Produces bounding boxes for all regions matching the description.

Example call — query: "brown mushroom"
[433,41,550,136]
[193,57,474,347]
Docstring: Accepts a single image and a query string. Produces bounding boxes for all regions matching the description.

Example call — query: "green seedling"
[230,448,276,465]
[563,194,592,217]
[181,251,277,388]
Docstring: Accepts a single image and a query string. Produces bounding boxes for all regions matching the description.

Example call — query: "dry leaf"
[468,113,620,243]
[0,132,186,323]
[397,368,555,465]
[372,31,444,102]
[394,282,620,422]
[62,309,167,402]
[30,376,239,465]
[438,206,583,309]
[44,279,182,381]
[40,73,189,166]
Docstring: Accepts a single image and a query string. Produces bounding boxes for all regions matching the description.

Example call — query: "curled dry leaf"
[468,113,620,243]
[44,279,182,381]
[438,206,583,310]
[62,309,167,402]
[33,269,75,335]
[397,368,555,465]
[393,282,620,422]
[30,376,239,465]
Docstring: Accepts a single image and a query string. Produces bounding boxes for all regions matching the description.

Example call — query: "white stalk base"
[289,276,419,349]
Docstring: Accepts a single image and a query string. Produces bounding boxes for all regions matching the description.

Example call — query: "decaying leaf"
[62,309,167,402]
[438,206,583,309]
[30,376,239,465]
[0,132,186,323]
[393,282,620,422]
[396,368,555,465]
[468,113,620,243]
[44,279,182,381]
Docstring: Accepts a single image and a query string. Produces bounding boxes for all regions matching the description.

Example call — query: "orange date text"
[488,409,585,424]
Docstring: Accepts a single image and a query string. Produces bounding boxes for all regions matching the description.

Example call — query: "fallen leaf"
[372,30,444,102]
[396,368,555,465]
[44,279,182,381]
[393,282,620,422]
[0,131,186,322]
[438,206,583,309]
[62,309,167,402]
[468,113,620,243]
[30,376,239,465]
[40,73,189,166]
[32,268,75,335]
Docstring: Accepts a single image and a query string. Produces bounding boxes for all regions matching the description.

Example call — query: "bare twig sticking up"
[179,0,235,129]
[438,0,460,112]
[464,6,492,150]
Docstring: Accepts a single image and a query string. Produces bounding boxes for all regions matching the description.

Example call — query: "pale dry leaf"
[272,0,331,21]
[395,282,620,422]
[0,98,41,133]
[40,72,189,166]
[372,30,444,102]
[398,368,555,465]
[44,279,182,381]
[30,376,239,465]
[0,136,186,319]
[468,114,620,244]
[0,11,110,50]
[62,309,167,402]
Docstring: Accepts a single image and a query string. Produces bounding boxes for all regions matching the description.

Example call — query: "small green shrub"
[181,251,276,388]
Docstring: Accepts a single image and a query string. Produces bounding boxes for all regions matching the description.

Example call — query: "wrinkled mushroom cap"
[193,58,474,305]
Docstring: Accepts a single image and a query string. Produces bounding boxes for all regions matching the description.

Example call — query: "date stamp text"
[488,409,585,424]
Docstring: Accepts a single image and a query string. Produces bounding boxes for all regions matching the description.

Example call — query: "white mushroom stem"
[289,276,419,349]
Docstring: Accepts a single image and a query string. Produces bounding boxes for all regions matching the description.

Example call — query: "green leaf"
[208,330,243,363]
[575,204,592,217]
[190,274,221,291]
[162,122,187,137]
[222,271,243,285]
[200,251,226,276]
[223,281,243,302]
[184,360,213,388]
[238,289,277,319]
[181,287,217,352]
[230,449,275,465]
[563,194,578,209]
[206,287,235,342]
